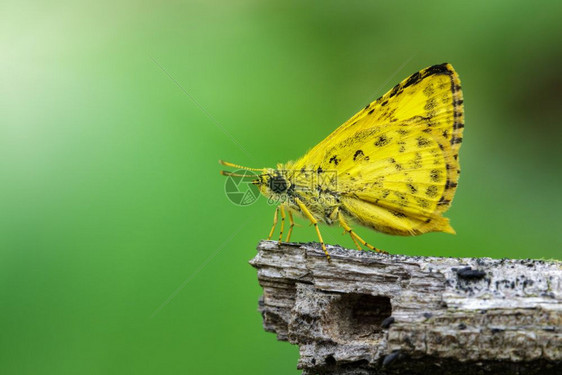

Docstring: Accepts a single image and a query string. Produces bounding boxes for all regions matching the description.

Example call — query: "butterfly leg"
[267,206,279,240]
[331,207,361,250]
[285,210,294,242]
[338,212,388,254]
[346,228,363,250]
[294,197,330,262]
[278,205,286,244]
[336,213,362,250]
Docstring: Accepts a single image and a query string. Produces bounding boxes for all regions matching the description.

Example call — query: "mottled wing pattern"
[290,63,464,235]
[293,63,463,166]
[335,118,459,235]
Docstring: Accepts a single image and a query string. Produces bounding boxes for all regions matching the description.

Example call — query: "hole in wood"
[327,294,392,342]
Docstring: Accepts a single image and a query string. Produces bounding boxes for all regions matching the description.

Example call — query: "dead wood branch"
[249,241,561,374]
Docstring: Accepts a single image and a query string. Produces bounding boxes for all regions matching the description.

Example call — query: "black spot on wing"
[425,185,438,198]
[402,71,422,89]
[451,137,463,145]
[423,84,435,97]
[445,180,458,189]
[374,135,391,147]
[353,150,364,161]
[415,197,430,208]
[416,136,431,147]
[424,98,437,111]
[430,169,443,182]
[392,211,406,218]
[338,127,381,148]
[388,157,403,171]
[423,63,452,77]
[329,155,340,165]
[438,196,451,205]
[388,84,402,98]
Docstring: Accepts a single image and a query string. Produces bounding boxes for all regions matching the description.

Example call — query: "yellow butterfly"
[221,63,464,261]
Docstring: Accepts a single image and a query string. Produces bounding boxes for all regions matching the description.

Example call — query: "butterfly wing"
[290,63,464,235]
[293,63,463,167]
[336,118,459,235]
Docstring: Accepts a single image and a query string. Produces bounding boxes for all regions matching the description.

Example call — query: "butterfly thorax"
[256,165,341,224]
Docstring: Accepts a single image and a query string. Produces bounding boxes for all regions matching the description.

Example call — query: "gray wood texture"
[249,240,561,374]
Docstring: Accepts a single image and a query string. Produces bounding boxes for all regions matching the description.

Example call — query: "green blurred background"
[1,1,561,374]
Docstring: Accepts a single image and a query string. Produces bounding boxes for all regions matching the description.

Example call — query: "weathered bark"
[249,240,561,374]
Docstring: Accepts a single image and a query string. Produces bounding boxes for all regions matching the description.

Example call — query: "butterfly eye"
[268,175,287,193]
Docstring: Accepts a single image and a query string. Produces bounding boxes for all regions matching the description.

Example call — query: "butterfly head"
[219,160,293,201]
[254,170,291,200]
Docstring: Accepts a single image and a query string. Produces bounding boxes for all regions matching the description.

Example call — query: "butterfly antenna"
[220,170,257,178]
[219,160,265,172]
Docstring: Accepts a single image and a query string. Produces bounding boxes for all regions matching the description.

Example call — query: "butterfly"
[221,63,464,261]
